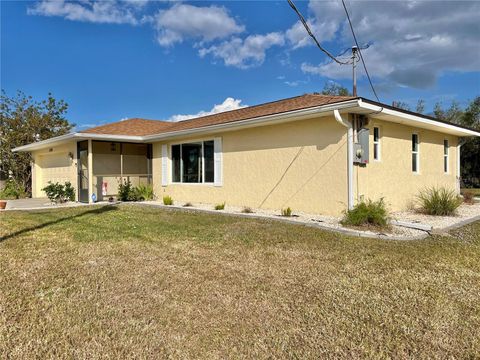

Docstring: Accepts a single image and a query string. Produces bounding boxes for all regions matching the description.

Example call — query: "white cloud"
[297,0,480,89]
[169,97,246,122]
[199,32,285,69]
[28,0,141,25]
[154,3,244,47]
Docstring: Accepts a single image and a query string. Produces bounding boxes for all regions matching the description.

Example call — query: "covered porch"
[78,140,152,203]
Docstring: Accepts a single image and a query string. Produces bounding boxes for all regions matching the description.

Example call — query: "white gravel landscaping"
[139,199,480,240]
[139,201,431,239]
[392,201,480,231]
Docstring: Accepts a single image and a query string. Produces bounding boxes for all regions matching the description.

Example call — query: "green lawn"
[1,204,479,358]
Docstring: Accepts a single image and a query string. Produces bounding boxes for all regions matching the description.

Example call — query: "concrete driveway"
[3,198,87,211]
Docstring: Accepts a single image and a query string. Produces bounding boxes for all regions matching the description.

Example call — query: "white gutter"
[334,109,354,210]
[358,99,480,137]
[13,132,145,152]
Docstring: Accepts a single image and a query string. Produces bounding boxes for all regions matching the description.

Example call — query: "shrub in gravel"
[341,198,389,227]
[416,187,462,216]
[215,202,225,210]
[281,207,292,217]
[242,206,254,213]
[462,190,475,205]
[163,196,173,206]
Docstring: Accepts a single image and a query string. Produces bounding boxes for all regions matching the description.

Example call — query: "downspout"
[334,109,354,210]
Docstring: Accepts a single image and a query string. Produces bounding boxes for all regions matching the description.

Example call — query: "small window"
[373,127,380,161]
[171,140,215,183]
[412,134,419,173]
[443,139,449,173]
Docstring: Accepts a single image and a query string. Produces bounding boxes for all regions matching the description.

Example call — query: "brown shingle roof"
[80,94,355,137]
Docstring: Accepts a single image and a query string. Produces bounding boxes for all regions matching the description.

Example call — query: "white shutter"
[214,137,223,187]
[161,144,168,186]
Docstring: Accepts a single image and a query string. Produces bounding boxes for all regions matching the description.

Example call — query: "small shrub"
[42,181,76,203]
[0,179,26,200]
[416,187,462,216]
[281,207,292,217]
[462,190,475,205]
[163,195,173,205]
[134,184,154,201]
[118,180,135,201]
[215,202,225,210]
[242,206,253,213]
[64,181,76,201]
[341,198,389,227]
[183,202,193,207]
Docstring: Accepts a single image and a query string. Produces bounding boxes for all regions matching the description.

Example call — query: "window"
[172,140,215,183]
[373,127,380,161]
[412,134,419,173]
[444,139,449,173]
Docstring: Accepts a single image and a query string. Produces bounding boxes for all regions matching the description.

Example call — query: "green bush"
[215,202,225,210]
[341,198,389,227]
[416,187,462,216]
[118,180,136,201]
[163,195,173,205]
[0,179,27,199]
[281,207,292,217]
[134,184,154,201]
[42,181,76,203]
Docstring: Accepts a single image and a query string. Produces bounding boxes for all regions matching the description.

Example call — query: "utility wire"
[287,0,349,65]
[341,0,380,102]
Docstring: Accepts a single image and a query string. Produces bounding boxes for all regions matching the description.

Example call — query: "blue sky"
[2,1,479,129]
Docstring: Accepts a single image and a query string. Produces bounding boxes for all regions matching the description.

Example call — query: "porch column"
[88,139,94,203]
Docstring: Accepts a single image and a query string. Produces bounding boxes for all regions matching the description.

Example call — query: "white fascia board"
[358,99,480,137]
[13,132,145,152]
[143,99,360,142]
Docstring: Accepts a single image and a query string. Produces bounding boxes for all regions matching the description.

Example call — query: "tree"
[392,101,411,111]
[416,100,425,114]
[321,82,351,96]
[0,90,74,194]
[458,97,480,187]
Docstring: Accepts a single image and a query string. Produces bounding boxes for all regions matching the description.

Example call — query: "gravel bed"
[392,201,480,230]
[141,201,426,239]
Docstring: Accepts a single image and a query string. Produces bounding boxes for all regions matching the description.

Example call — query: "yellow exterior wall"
[356,119,458,211]
[31,142,77,199]
[152,116,349,215]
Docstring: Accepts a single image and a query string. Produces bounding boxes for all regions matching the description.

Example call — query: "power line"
[341,0,380,102]
[287,0,349,65]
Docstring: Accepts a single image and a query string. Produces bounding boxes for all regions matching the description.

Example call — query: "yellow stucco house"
[14,94,480,215]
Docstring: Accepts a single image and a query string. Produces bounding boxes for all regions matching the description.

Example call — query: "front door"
[77,141,89,203]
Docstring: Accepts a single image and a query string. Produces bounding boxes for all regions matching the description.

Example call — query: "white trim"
[412,133,420,174]
[358,99,480,137]
[443,138,449,174]
[214,137,223,187]
[373,126,381,162]
[14,97,479,153]
[161,144,168,186]
[456,141,462,194]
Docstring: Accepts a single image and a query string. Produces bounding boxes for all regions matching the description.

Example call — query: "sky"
[1,0,479,129]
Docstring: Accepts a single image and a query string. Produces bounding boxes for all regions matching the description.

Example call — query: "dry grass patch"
[1,204,479,358]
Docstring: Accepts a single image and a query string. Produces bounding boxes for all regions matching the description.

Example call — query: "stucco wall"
[152,116,349,215]
[31,142,77,199]
[355,119,458,211]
